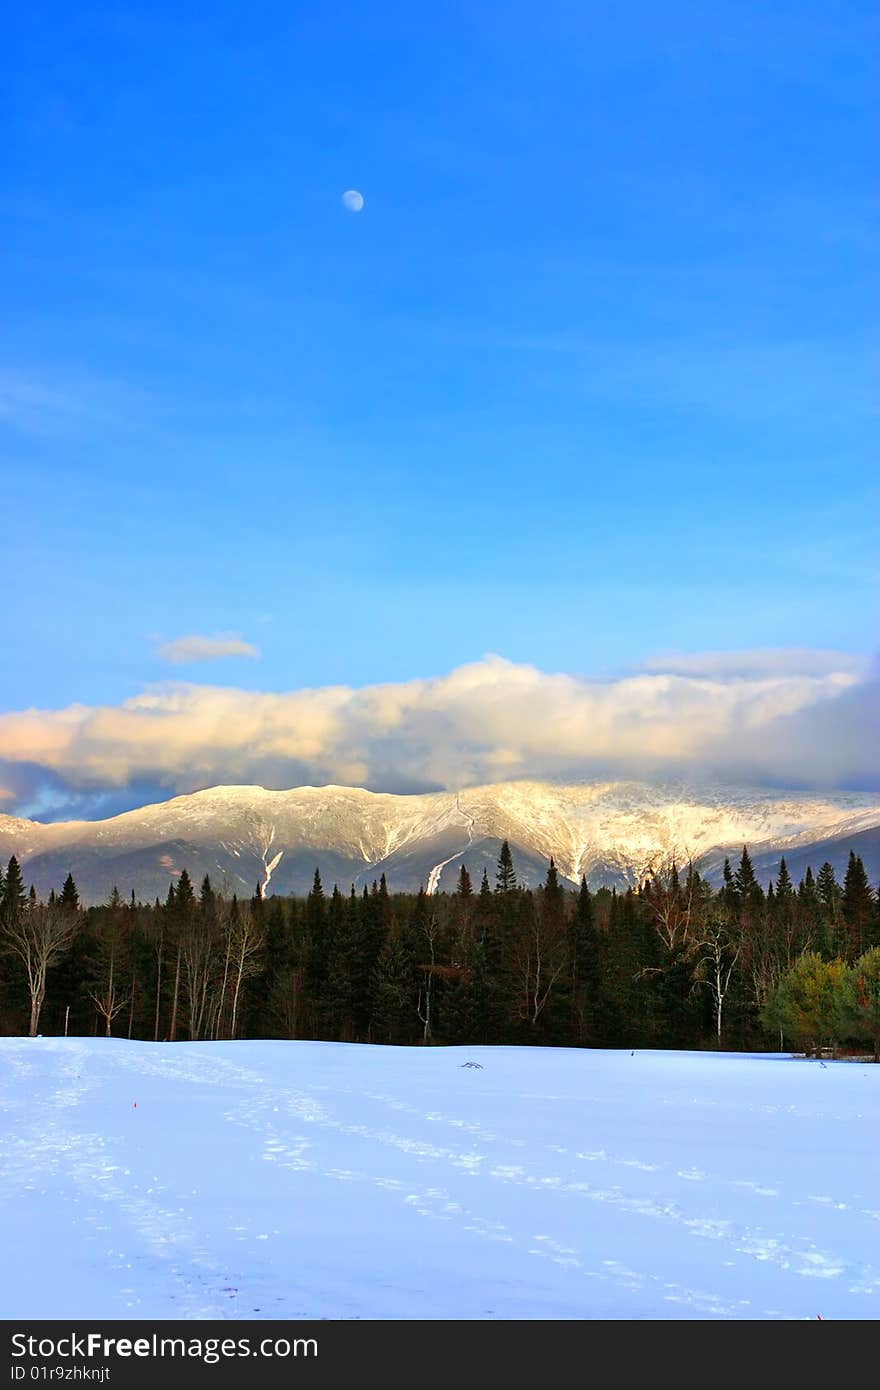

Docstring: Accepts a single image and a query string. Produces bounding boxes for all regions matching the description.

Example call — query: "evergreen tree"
[495,840,517,894]
[797,865,824,954]
[600,890,644,1044]
[842,853,876,957]
[816,861,840,915]
[816,862,844,955]
[2,856,27,928]
[303,868,328,1030]
[721,857,736,909]
[569,877,602,1043]
[175,869,196,920]
[734,847,763,906]
[59,873,80,914]
[164,880,183,1041]
[373,906,419,1044]
[249,895,296,1038]
[199,875,216,917]
[472,868,507,1041]
[343,885,387,1040]
[775,858,794,902]
[320,886,346,1037]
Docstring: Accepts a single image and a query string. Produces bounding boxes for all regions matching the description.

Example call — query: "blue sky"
[1,2,877,812]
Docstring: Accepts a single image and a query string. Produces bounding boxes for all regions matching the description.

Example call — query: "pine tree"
[250,880,266,933]
[776,858,794,901]
[2,856,27,928]
[164,881,182,1041]
[304,868,328,1031]
[569,877,602,1043]
[343,885,387,1041]
[468,868,505,1041]
[842,853,876,957]
[456,865,473,898]
[320,885,346,1037]
[816,862,844,955]
[797,865,823,954]
[601,889,650,1045]
[816,861,840,915]
[175,869,196,920]
[495,840,517,894]
[199,875,216,917]
[59,872,80,914]
[734,847,762,905]
[373,906,420,1044]
[721,857,735,903]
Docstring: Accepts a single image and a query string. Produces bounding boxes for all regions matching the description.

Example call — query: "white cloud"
[156,634,261,665]
[639,648,870,680]
[0,652,875,814]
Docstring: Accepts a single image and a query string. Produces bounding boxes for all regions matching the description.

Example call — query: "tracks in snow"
[4,1041,878,1320]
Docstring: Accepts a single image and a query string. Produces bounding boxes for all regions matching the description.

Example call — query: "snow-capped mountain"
[2,780,879,905]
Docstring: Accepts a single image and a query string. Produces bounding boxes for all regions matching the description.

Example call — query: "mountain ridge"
[2,779,879,904]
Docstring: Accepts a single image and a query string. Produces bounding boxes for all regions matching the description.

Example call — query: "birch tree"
[689,903,741,1045]
[227,899,265,1039]
[3,901,75,1036]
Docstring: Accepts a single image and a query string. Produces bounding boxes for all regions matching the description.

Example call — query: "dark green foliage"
[1,856,27,927]
[495,840,517,894]
[734,846,763,907]
[842,853,876,958]
[3,836,878,1054]
[568,878,603,1043]
[175,869,196,919]
[59,873,80,914]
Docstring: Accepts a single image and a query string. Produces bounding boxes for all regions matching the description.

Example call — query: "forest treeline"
[1,842,878,1055]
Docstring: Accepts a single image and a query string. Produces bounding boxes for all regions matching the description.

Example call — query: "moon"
[341,189,364,212]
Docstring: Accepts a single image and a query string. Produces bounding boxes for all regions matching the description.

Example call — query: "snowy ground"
[1,1039,877,1320]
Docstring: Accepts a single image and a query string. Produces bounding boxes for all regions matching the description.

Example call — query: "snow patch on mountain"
[426,796,477,895]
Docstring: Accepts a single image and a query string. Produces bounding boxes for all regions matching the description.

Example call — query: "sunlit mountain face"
[3,780,878,905]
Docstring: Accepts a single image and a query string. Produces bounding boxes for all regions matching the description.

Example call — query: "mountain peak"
[3,779,878,904]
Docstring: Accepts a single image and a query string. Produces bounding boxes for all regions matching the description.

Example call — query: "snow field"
[0,1039,877,1320]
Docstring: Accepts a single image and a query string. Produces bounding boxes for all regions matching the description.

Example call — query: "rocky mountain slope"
[2,780,878,904]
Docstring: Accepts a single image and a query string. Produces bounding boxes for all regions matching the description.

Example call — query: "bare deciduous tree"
[3,902,75,1036]
[644,850,698,954]
[227,902,265,1039]
[183,918,218,1041]
[416,910,441,1044]
[689,903,742,1045]
[510,892,568,1027]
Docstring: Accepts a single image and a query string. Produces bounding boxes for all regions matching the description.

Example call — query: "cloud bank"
[156,633,260,665]
[0,653,876,818]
